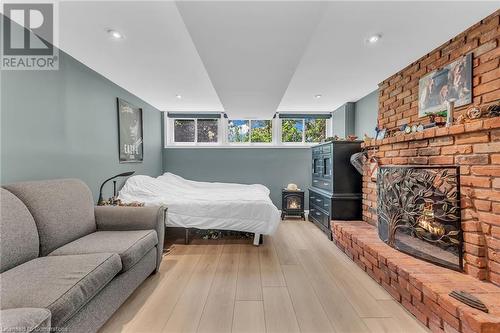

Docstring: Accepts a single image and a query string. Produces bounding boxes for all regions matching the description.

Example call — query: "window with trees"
[167,113,330,146]
[228,119,272,144]
[173,117,219,143]
[281,117,327,143]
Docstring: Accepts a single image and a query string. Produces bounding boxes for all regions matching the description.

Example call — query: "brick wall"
[362,11,500,285]
[378,11,500,130]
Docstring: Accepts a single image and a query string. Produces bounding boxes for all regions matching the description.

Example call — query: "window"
[228,120,250,143]
[174,119,195,142]
[228,119,273,144]
[281,119,303,143]
[166,112,331,147]
[197,119,218,143]
[250,120,272,143]
[281,118,326,143]
[173,118,219,143]
[305,118,327,143]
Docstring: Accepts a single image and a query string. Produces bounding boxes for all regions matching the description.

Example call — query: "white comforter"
[118,173,281,235]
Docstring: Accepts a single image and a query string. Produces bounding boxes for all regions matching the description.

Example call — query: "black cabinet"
[308,141,362,239]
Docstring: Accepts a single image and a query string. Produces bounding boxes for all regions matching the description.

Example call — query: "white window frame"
[163,113,332,148]
[167,117,222,146]
[280,118,330,146]
[227,119,275,146]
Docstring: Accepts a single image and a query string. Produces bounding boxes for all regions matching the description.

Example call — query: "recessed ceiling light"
[314,94,322,99]
[107,29,124,40]
[366,34,382,44]
[175,94,182,99]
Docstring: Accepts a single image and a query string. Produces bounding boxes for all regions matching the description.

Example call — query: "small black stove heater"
[281,189,305,220]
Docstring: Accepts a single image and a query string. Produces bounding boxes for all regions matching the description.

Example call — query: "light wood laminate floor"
[99,220,429,333]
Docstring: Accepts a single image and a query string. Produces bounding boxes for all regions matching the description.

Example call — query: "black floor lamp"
[98,171,135,205]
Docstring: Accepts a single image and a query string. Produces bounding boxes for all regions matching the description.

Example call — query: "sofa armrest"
[95,205,167,272]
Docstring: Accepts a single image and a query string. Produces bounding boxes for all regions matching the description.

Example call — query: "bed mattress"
[118,173,281,235]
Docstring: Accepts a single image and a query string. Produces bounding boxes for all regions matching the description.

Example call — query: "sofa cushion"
[49,230,158,272]
[0,308,51,333]
[0,189,39,273]
[3,179,96,256]
[0,253,121,328]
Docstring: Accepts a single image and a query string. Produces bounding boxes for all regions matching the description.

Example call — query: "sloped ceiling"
[176,1,326,118]
[56,1,499,118]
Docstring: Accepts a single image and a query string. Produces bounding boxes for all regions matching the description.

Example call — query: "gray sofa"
[0,179,166,333]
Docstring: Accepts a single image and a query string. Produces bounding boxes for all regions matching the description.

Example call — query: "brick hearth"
[332,221,500,333]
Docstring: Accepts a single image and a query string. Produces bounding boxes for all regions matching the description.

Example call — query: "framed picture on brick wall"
[418,53,472,117]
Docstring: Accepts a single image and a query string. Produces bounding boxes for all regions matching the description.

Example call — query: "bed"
[118,173,281,245]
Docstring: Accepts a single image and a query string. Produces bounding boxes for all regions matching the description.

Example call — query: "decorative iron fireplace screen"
[377,166,462,271]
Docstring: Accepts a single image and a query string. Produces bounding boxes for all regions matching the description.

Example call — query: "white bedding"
[118,173,281,235]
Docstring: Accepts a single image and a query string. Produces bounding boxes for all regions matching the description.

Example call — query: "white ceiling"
[57,1,499,118]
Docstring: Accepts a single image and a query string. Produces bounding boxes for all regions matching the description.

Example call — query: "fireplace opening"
[287,197,301,210]
[377,166,462,271]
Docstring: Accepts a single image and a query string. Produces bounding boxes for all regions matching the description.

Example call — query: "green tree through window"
[282,118,326,143]
[250,120,272,143]
[305,118,326,143]
[281,119,303,143]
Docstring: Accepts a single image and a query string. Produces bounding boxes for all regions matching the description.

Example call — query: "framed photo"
[117,98,143,163]
[418,53,472,117]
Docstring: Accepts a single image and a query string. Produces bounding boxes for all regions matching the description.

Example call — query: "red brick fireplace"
[331,10,500,333]
[364,10,500,285]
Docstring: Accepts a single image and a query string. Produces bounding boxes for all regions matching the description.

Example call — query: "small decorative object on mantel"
[455,114,466,124]
[423,122,437,129]
[363,133,373,142]
[404,125,412,134]
[376,128,386,141]
[369,156,379,182]
[449,290,488,313]
[466,106,482,120]
[286,183,299,191]
[416,124,424,132]
[485,103,500,118]
[427,111,447,125]
[445,99,455,127]
[347,135,358,141]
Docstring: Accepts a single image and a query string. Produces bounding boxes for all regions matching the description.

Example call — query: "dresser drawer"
[309,205,329,229]
[317,179,332,191]
[310,194,324,207]
[312,177,321,187]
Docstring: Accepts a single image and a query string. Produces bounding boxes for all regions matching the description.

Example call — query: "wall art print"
[418,53,472,117]
[117,98,143,163]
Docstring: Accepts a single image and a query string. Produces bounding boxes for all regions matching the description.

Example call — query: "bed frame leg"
[253,233,262,246]
[185,228,190,245]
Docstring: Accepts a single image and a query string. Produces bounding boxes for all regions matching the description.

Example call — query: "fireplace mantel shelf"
[361,117,500,149]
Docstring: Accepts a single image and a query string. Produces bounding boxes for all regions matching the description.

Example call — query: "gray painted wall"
[163,148,311,209]
[332,102,355,138]
[354,89,379,138]
[1,37,162,201]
